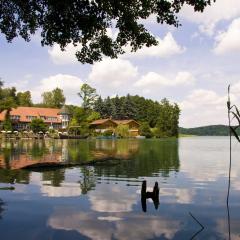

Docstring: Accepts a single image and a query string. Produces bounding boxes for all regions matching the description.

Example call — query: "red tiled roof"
[0,107,62,123]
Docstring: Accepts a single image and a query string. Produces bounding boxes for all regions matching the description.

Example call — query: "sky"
[1,0,240,128]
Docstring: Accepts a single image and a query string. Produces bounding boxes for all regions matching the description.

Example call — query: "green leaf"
[230,126,240,142]
[231,111,240,126]
[233,105,240,118]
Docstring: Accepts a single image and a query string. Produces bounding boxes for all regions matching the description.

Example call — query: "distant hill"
[179,125,237,136]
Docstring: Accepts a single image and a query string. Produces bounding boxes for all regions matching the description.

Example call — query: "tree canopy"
[30,118,47,133]
[0,0,215,63]
[0,80,17,113]
[16,91,32,106]
[93,94,180,137]
[78,83,98,109]
[41,88,66,108]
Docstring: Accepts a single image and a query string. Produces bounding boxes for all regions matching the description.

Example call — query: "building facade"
[0,106,71,131]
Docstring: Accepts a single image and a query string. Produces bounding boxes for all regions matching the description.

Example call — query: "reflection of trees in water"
[0,139,179,185]
[0,169,30,184]
[0,199,4,219]
[67,140,92,163]
[92,140,139,161]
[42,169,65,187]
[79,166,96,194]
[93,139,179,178]
[66,139,139,164]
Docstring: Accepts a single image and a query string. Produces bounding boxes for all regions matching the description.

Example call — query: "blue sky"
[1,0,240,127]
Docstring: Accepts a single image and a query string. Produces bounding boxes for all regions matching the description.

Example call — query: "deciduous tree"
[16,91,32,106]
[42,88,65,108]
[78,84,98,109]
[0,0,215,63]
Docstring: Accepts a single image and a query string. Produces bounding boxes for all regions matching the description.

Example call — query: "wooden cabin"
[90,119,140,137]
[90,119,117,133]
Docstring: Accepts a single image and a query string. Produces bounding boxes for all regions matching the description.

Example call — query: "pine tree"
[94,96,104,117]
[121,94,137,119]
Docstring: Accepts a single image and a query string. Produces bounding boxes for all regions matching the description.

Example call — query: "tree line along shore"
[0,81,180,138]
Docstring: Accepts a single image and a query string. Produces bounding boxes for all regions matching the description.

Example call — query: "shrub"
[103,129,113,136]
[115,124,129,138]
[30,118,47,133]
[140,122,153,138]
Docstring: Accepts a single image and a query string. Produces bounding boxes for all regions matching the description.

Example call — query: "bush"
[68,123,90,136]
[115,124,129,138]
[3,118,12,131]
[140,122,153,138]
[30,118,47,133]
[103,129,113,136]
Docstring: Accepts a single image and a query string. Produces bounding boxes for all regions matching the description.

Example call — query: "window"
[10,115,20,120]
[26,115,37,120]
[46,117,58,121]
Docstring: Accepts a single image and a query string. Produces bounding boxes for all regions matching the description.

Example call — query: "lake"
[0,137,239,240]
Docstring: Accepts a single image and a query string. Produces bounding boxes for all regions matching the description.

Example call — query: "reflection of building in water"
[0,156,4,169]
[92,140,139,161]
[61,140,68,162]
[0,140,65,170]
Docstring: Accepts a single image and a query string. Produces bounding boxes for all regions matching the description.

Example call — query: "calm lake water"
[0,137,239,240]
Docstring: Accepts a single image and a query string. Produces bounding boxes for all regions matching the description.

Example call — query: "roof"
[0,107,62,123]
[90,118,139,126]
[58,105,70,115]
[113,120,140,126]
[90,119,116,125]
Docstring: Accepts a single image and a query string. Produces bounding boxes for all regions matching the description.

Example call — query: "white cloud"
[180,0,240,35]
[48,28,118,65]
[214,18,240,55]
[179,88,238,127]
[88,58,138,93]
[48,44,82,65]
[89,185,137,213]
[134,71,195,89]
[41,183,82,197]
[31,74,83,104]
[123,33,185,58]
[48,209,181,240]
[48,32,183,64]
[161,188,196,204]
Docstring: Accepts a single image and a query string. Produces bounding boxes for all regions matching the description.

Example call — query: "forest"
[179,125,240,136]
[0,81,180,138]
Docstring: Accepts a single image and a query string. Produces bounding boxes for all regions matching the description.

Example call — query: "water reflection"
[0,199,4,219]
[0,139,179,179]
[0,137,239,239]
[48,208,181,240]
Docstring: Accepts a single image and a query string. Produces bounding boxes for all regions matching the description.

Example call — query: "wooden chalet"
[90,119,140,137]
